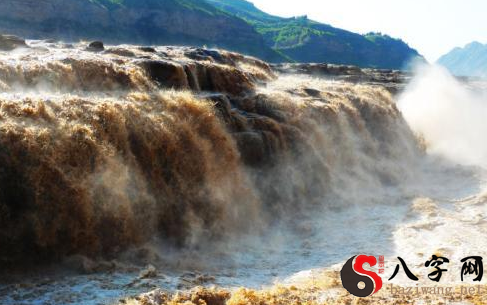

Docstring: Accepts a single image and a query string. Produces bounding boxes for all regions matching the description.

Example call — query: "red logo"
[340,255,383,297]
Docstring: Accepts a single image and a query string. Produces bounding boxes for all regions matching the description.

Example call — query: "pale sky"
[250,0,487,62]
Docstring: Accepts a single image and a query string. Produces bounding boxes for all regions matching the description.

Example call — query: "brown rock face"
[141,60,190,90]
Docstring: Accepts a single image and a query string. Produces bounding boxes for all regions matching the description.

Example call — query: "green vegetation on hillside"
[207,0,422,69]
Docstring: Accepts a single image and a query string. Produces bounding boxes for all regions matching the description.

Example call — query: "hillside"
[0,0,423,68]
[437,41,487,78]
[0,0,283,62]
[207,0,423,69]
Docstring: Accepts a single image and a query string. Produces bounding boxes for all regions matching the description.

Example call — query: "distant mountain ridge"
[207,0,423,69]
[437,42,487,78]
[0,0,422,68]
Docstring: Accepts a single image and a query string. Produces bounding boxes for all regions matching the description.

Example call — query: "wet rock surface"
[87,40,104,52]
[273,62,412,94]
[0,34,27,51]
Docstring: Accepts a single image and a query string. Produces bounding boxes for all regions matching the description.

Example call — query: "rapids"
[0,39,486,305]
